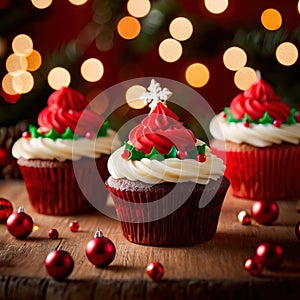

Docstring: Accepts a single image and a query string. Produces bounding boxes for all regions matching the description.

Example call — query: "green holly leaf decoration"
[224,107,239,123]
[28,125,42,138]
[145,147,164,161]
[258,112,274,124]
[98,121,109,137]
[165,145,178,158]
[242,113,254,123]
[61,127,77,140]
[44,128,60,140]
[286,108,296,125]
[197,144,207,155]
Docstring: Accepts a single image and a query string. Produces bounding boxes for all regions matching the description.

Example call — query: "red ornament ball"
[251,201,279,225]
[243,121,250,128]
[6,207,33,239]
[295,221,300,241]
[244,257,263,276]
[255,241,284,269]
[146,262,164,282]
[86,230,116,268]
[121,150,131,160]
[69,220,79,232]
[45,250,74,281]
[177,150,187,160]
[49,228,59,240]
[273,119,282,127]
[196,153,206,163]
[0,198,13,223]
[22,131,32,139]
[237,210,251,225]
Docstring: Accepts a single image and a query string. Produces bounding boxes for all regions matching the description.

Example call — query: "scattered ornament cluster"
[1,199,164,282]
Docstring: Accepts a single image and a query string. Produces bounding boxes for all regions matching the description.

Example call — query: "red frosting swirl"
[129,102,196,154]
[230,79,290,122]
[38,87,102,135]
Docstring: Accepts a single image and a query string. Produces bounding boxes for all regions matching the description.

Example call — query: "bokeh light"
[204,0,229,14]
[261,8,282,31]
[169,17,193,41]
[158,38,182,63]
[68,0,88,5]
[6,54,28,73]
[223,46,247,71]
[12,34,33,56]
[185,63,210,88]
[127,0,151,18]
[117,16,141,40]
[31,0,52,9]
[234,67,257,91]
[126,85,147,109]
[298,1,300,14]
[275,42,298,66]
[12,71,34,94]
[81,58,104,82]
[26,49,42,71]
[2,73,18,95]
[47,67,71,90]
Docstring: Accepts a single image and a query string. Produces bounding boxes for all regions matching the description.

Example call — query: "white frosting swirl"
[107,140,225,185]
[12,129,121,161]
[210,114,300,147]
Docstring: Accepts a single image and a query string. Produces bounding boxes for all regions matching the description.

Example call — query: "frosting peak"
[129,102,196,154]
[230,79,290,122]
[38,87,102,136]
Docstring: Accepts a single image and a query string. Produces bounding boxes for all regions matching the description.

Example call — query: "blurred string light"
[158,38,182,63]
[6,54,28,73]
[12,34,33,56]
[275,42,298,66]
[80,58,104,82]
[261,8,282,31]
[234,67,257,91]
[223,46,247,71]
[126,85,147,109]
[26,50,42,71]
[47,67,71,90]
[204,0,229,14]
[169,17,193,41]
[68,0,88,6]
[117,16,141,40]
[298,0,300,14]
[2,73,19,95]
[185,63,210,88]
[127,0,151,18]
[31,0,52,9]
[12,71,34,94]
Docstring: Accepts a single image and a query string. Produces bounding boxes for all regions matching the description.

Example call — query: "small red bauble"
[251,201,279,225]
[146,262,164,282]
[85,131,95,139]
[255,241,284,269]
[244,257,263,276]
[196,153,206,163]
[0,198,13,223]
[6,207,33,239]
[273,119,282,127]
[45,250,74,281]
[243,121,250,128]
[295,221,300,241]
[86,230,116,268]
[49,228,59,240]
[121,150,131,160]
[237,211,251,225]
[69,220,79,232]
[220,112,227,118]
[22,131,32,139]
[177,150,187,160]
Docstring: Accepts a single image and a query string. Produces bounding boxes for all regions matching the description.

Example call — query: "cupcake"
[209,78,300,201]
[12,87,120,215]
[106,79,229,246]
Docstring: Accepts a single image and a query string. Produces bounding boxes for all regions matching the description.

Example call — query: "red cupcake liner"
[106,176,229,246]
[211,143,300,201]
[18,155,109,215]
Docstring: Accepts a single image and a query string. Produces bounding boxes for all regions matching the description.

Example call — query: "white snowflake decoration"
[140,79,172,110]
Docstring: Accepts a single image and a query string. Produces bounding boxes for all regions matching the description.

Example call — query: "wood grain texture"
[0,180,300,300]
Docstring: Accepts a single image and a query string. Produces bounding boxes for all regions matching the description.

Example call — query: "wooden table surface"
[0,180,299,300]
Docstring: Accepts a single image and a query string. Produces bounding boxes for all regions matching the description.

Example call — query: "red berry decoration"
[146,262,164,282]
[295,221,300,241]
[22,131,32,139]
[196,153,206,163]
[177,150,187,160]
[243,121,250,128]
[273,119,282,127]
[49,228,59,240]
[220,112,227,118]
[45,250,74,281]
[121,150,131,160]
[69,220,79,232]
[255,241,284,270]
[85,131,95,139]
[6,207,33,239]
[0,198,13,223]
[251,201,279,225]
[237,211,251,225]
[86,229,116,268]
[244,257,263,276]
